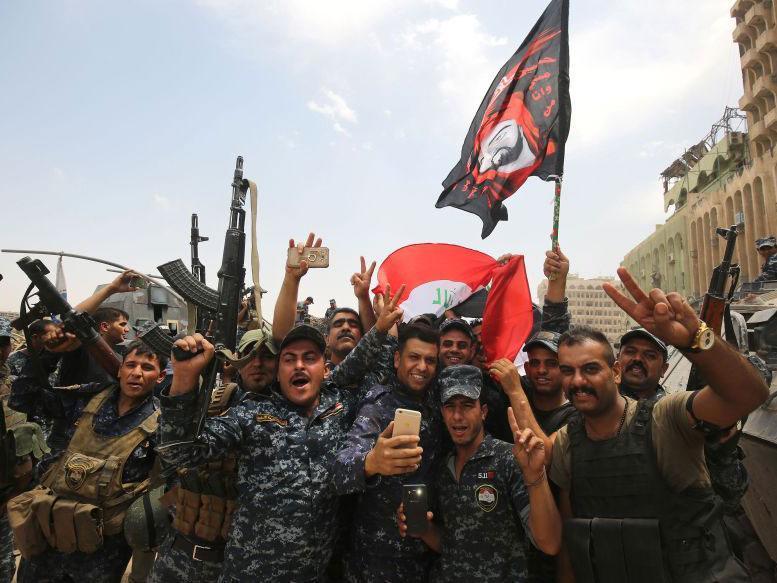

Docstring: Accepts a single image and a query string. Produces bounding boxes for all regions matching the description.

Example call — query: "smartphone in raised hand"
[287,246,330,268]
[393,408,421,440]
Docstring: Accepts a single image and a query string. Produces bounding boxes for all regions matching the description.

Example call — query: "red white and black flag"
[436,0,571,238]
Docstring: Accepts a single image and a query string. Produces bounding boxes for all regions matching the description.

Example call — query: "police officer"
[149,327,278,583]
[397,365,561,582]
[551,268,769,582]
[157,315,401,582]
[754,236,777,282]
[9,340,166,583]
[333,323,442,583]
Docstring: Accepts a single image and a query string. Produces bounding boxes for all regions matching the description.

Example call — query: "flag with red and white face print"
[373,243,533,362]
[436,0,571,238]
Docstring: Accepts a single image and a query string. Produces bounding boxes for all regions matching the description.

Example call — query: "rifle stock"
[12,257,121,378]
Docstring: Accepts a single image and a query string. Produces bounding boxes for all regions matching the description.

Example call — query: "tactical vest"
[41,388,158,534]
[565,398,749,583]
[7,388,157,558]
[164,383,239,544]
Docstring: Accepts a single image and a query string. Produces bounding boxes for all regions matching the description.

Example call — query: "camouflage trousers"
[0,515,15,583]
[344,551,430,583]
[17,533,131,583]
[149,534,223,583]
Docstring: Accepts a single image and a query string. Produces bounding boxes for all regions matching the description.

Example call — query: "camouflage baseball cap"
[619,327,668,359]
[524,330,561,354]
[439,318,476,341]
[756,236,777,248]
[279,324,326,355]
[0,318,11,338]
[237,327,277,356]
[439,364,482,404]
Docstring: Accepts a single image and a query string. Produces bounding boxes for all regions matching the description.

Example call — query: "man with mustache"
[551,268,769,583]
[617,327,669,402]
[157,283,407,582]
[149,327,277,583]
[156,324,368,582]
[333,323,442,583]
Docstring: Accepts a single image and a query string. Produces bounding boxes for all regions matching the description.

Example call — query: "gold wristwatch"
[682,321,715,353]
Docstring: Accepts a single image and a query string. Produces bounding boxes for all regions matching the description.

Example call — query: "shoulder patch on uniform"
[475,483,498,512]
[255,413,288,426]
[319,402,344,420]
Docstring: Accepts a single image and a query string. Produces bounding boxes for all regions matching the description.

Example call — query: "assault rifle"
[0,400,16,492]
[686,225,740,392]
[11,257,122,378]
[153,156,249,446]
[190,214,208,284]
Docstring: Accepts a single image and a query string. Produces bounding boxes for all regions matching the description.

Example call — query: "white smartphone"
[393,408,422,439]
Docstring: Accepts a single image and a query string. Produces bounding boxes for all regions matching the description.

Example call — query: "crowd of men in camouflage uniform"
[0,232,774,582]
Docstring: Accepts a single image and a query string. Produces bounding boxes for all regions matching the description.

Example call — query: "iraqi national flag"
[373,244,533,362]
[436,0,571,238]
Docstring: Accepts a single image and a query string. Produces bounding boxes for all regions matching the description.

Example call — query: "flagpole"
[547,175,562,281]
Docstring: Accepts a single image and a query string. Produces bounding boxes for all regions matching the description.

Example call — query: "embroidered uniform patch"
[475,484,498,512]
[255,413,288,426]
[64,454,99,491]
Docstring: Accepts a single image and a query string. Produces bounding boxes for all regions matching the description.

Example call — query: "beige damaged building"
[623,0,777,297]
[537,275,630,346]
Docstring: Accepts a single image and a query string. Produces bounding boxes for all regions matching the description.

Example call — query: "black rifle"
[12,257,122,378]
[686,226,741,392]
[190,214,208,284]
[155,156,249,446]
[0,400,16,492]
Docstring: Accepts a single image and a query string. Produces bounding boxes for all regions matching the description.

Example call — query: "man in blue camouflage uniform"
[397,365,561,582]
[157,319,405,582]
[333,323,442,583]
[149,327,278,583]
[11,340,166,583]
[754,236,777,282]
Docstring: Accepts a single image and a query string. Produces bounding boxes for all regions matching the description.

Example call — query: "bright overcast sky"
[0,0,743,316]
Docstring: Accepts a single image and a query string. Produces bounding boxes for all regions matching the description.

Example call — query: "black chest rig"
[565,399,748,583]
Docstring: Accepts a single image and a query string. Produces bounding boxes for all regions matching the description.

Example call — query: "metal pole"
[1,248,186,303]
[547,175,562,281]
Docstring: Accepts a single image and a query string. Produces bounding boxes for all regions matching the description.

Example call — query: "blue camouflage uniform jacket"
[754,254,777,282]
[158,382,359,583]
[329,327,397,398]
[332,378,443,568]
[431,434,533,583]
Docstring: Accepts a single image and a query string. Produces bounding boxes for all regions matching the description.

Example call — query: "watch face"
[699,328,715,350]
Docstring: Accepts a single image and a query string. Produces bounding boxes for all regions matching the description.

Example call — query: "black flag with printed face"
[436,0,571,238]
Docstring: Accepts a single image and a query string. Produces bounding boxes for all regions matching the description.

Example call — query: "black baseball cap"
[524,330,561,354]
[279,325,326,355]
[439,318,476,341]
[619,327,668,359]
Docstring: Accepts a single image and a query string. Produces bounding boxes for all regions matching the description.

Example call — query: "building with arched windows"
[623,0,777,299]
[537,275,631,346]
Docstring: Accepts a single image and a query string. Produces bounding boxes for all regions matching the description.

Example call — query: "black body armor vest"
[565,398,748,583]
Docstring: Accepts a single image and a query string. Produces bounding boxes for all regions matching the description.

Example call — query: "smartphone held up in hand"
[402,484,428,537]
[393,409,421,440]
[287,246,330,268]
